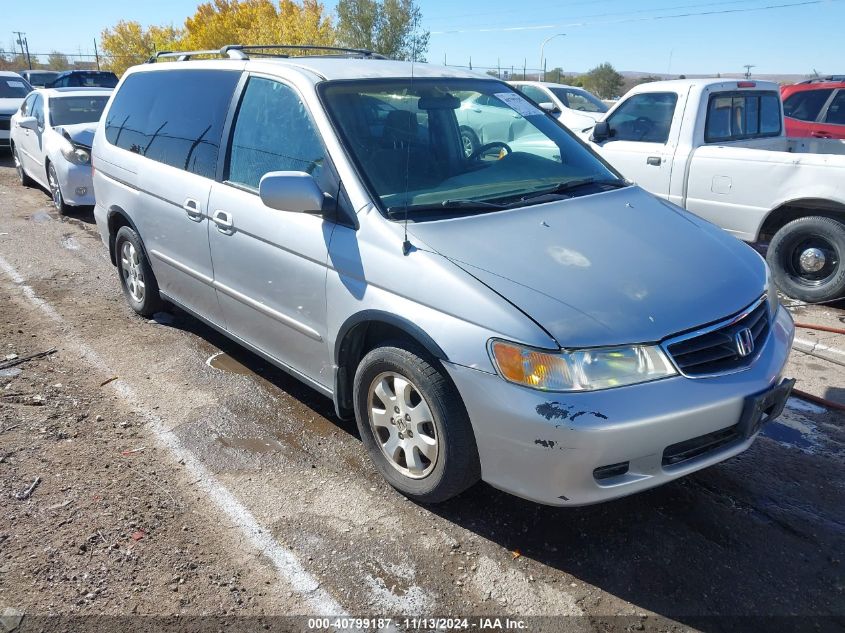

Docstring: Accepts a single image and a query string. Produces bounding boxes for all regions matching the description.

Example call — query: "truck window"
[605,92,677,143]
[705,91,781,142]
[783,88,834,122]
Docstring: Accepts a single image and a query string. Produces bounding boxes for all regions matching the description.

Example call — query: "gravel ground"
[0,152,843,633]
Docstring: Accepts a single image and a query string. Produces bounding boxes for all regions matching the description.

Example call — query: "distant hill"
[617,70,813,84]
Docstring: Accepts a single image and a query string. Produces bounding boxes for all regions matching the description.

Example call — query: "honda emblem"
[735,328,754,357]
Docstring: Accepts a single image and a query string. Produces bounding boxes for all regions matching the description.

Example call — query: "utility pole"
[13,31,32,69]
[743,64,755,79]
[94,39,101,70]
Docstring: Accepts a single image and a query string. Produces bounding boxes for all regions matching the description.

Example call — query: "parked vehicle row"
[11,87,111,213]
[61,46,794,508]
[579,78,845,303]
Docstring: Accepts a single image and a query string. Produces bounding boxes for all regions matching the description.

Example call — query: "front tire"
[114,226,163,317]
[47,162,73,215]
[353,342,481,503]
[459,126,480,159]
[767,216,845,303]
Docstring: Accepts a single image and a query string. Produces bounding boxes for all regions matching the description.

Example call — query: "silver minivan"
[92,46,795,506]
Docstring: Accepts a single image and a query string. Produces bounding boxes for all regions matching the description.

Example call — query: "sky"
[2,0,843,76]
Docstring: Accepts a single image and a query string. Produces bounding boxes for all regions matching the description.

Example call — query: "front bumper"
[443,305,794,506]
[54,157,95,206]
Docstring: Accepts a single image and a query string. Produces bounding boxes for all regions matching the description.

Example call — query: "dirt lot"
[0,152,843,633]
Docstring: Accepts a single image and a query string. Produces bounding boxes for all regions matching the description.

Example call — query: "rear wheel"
[459,127,479,159]
[14,147,33,187]
[47,162,73,215]
[767,216,845,303]
[353,342,480,503]
[114,226,163,317]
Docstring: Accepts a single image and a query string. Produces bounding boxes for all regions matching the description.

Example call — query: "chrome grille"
[664,297,770,377]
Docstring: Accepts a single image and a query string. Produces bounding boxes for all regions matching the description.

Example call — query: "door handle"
[183,197,203,222]
[211,209,234,234]
[647,156,662,166]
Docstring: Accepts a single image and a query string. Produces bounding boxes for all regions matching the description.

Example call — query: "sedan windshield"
[0,77,31,98]
[320,78,622,216]
[549,87,608,113]
[50,96,110,126]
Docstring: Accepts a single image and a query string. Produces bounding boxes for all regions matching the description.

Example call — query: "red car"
[781,77,845,139]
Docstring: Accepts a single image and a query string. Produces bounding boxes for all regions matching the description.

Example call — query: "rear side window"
[226,77,326,190]
[606,92,677,143]
[824,91,845,125]
[705,91,781,142]
[783,88,833,121]
[517,85,550,105]
[104,69,240,178]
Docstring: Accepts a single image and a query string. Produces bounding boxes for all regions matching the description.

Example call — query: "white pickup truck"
[581,78,845,302]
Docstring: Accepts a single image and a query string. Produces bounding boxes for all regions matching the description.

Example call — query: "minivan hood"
[0,97,24,115]
[407,186,766,348]
[56,122,96,148]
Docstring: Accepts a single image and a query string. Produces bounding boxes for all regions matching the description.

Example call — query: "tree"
[181,0,334,51]
[100,21,183,76]
[581,62,623,99]
[336,0,428,60]
[46,51,71,71]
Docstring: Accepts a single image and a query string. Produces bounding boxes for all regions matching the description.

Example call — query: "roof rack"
[147,44,384,63]
[797,75,845,84]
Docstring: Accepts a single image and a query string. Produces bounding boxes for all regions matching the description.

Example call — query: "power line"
[430,0,841,35]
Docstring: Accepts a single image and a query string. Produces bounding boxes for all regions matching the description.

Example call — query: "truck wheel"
[114,226,163,317]
[353,342,481,503]
[767,216,845,303]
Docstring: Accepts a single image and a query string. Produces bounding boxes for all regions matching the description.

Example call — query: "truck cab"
[584,79,845,302]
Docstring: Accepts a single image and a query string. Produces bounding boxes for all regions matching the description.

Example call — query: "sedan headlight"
[60,141,90,165]
[490,339,677,392]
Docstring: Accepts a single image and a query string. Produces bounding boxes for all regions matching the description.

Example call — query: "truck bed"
[739,136,845,156]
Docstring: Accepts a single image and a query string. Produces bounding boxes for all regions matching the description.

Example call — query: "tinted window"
[783,88,833,121]
[0,77,31,98]
[30,95,44,128]
[227,77,326,190]
[606,92,677,143]
[20,93,36,116]
[824,91,845,125]
[550,87,607,113]
[518,85,550,104]
[105,69,240,178]
[49,96,109,126]
[705,92,781,142]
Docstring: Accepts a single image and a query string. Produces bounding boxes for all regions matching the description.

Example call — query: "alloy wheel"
[120,240,146,304]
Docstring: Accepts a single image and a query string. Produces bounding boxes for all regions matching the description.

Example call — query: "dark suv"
[48,71,119,89]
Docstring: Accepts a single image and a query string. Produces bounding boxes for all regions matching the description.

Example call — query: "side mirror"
[591,121,611,142]
[539,102,561,114]
[259,171,326,214]
[18,116,38,131]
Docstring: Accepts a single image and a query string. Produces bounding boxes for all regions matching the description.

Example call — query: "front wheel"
[47,163,73,215]
[14,147,34,187]
[767,216,845,303]
[353,342,480,503]
[114,226,163,317]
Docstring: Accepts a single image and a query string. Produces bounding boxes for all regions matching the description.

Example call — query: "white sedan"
[510,81,608,132]
[11,87,111,214]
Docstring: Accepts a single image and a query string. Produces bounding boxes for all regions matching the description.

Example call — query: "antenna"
[743,64,755,79]
[402,14,418,256]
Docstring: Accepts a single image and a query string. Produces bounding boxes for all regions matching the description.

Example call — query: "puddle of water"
[762,422,814,450]
[785,397,826,415]
[206,351,253,375]
[31,211,52,223]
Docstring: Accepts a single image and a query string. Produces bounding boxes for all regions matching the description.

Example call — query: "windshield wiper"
[518,178,629,203]
[386,198,507,218]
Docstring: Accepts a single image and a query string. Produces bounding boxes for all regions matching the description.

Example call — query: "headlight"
[490,340,677,392]
[60,141,90,165]
[766,265,779,314]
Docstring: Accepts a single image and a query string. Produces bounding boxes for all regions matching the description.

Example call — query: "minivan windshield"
[320,79,623,217]
[0,77,31,98]
[49,95,109,126]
